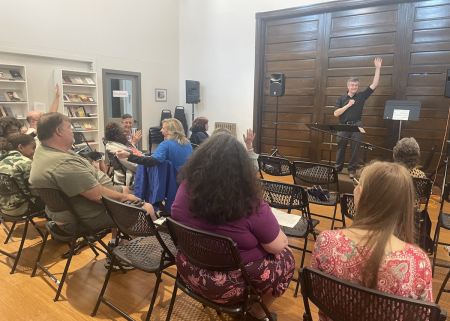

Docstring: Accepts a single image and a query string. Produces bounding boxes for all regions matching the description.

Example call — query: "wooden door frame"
[252,0,418,154]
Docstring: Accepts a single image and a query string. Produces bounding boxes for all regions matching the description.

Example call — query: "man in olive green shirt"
[30,112,154,240]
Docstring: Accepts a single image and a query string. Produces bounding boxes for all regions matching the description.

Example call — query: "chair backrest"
[261,179,309,214]
[73,132,88,145]
[160,109,172,126]
[291,161,339,190]
[105,151,126,174]
[174,106,188,135]
[300,267,446,321]
[257,155,292,178]
[191,143,199,150]
[340,193,355,221]
[101,196,174,259]
[412,177,432,210]
[422,145,436,172]
[165,217,244,272]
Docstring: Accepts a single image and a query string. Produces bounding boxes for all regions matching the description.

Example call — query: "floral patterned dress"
[311,230,433,321]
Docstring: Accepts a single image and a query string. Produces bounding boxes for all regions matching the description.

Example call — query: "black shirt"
[334,86,374,123]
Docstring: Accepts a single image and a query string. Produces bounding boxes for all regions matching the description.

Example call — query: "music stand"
[305,124,363,165]
[383,100,421,141]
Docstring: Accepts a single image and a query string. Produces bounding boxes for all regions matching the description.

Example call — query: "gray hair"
[347,77,359,85]
[393,137,421,169]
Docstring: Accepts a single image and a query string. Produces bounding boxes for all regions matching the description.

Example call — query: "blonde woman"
[116,118,193,170]
[310,161,432,321]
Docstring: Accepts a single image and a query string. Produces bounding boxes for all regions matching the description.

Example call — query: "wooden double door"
[254,0,450,173]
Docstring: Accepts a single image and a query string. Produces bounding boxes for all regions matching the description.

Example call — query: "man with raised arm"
[333,58,382,179]
[26,84,60,136]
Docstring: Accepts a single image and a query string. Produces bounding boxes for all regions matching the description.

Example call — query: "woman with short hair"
[311,161,432,321]
[189,116,209,145]
[171,133,294,321]
[393,137,425,178]
[116,118,192,170]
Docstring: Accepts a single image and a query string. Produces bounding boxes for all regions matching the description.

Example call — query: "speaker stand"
[270,96,286,158]
[191,103,195,122]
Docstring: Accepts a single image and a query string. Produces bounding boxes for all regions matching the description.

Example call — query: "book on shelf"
[63,94,70,102]
[0,106,6,117]
[7,92,20,101]
[83,122,95,130]
[9,70,22,79]
[2,106,13,117]
[73,76,84,84]
[0,71,4,78]
[62,76,72,84]
[68,106,80,117]
[68,94,81,103]
[71,122,83,130]
[0,93,7,102]
[78,94,90,103]
[85,94,95,102]
[77,106,87,117]
[85,77,94,85]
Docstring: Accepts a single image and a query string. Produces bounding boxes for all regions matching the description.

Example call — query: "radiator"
[214,122,237,137]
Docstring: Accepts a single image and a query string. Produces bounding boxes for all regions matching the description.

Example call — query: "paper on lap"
[271,207,301,228]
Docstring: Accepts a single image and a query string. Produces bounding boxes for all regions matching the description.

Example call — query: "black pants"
[335,121,363,173]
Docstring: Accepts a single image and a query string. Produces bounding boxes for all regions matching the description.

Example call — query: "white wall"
[0,0,180,150]
[179,0,337,140]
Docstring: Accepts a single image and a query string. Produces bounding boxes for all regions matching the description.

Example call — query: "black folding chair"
[257,155,292,180]
[300,267,446,321]
[0,173,46,274]
[165,218,274,321]
[92,197,176,321]
[291,161,342,230]
[105,150,133,187]
[31,188,118,302]
[340,193,355,224]
[260,179,317,297]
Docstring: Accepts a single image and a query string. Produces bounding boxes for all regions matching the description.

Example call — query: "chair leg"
[54,235,77,302]
[165,276,179,321]
[91,254,117,316]
[432,223,441,277]
[294,238,308,298]
[29,218,45,239]
[330,206,338,230]
[4,222,17,244]
[145,270,163,321]
[83,236,99,256]
[10,219,29,274]
[31,231,49,277]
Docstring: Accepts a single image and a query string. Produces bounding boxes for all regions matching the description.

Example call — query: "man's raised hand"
[374,57,382,69]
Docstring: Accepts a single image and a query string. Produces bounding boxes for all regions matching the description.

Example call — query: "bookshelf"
[0,64,29,129]
[54,69,100,150]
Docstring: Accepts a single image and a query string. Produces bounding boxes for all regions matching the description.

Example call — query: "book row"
[62,75,95,85]
[0,69,23,80]
[0,106,14,117]
[71,121,97,131]
[63,93,95,103]
[0,91,23,102]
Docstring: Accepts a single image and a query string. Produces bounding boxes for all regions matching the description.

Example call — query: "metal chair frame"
[164,218,274,321]
[291,161,343,230]
[31,188,119,302]
[0,173,46,274]
[340,193,355,224]
[260,179,317,298]
[92,197,176,321]
[300,267,446,321]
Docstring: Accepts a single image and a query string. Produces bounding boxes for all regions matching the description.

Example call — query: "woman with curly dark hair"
[0,116,22,138]
[189,116,209,145]
[171,133,294,321]
[104,122,141,189]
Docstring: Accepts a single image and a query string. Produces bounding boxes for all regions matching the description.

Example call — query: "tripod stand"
[270,96,285,158]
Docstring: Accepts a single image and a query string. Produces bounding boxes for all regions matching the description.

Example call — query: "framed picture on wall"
[155,88,167,102]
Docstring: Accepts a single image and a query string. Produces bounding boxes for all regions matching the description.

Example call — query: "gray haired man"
[333,58,382,178]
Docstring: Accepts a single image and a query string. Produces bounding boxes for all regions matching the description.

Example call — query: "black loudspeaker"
[269,73,286,97]
[445,69,450,98]
[186,80,201,104]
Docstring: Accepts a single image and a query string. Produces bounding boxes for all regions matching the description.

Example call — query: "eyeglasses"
[352,177,360,188]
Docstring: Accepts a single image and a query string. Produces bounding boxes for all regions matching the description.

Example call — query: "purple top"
[171,181,280,264]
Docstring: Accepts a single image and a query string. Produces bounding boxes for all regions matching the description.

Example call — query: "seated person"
[311,161,432,321]
[120,114,142,148]
[29,112,155,250]
[0,133,45,215]
[171,133,294,321]
[105,122,141,189]
[0,117,22,138]
[26,84,60,137]
[189,116,209,145]
[393,137,425,178]
[116,118,192,171]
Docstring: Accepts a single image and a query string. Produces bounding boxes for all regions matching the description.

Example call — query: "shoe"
[246,311,277,321]
[349,172,356,179]
[104,256,135,271]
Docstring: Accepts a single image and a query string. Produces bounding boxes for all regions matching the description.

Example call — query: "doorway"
[102,69,142,149]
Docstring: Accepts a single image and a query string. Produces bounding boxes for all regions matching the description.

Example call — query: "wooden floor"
[2,174,450,320]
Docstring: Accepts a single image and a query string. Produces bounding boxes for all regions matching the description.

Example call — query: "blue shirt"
[151,140,193,170]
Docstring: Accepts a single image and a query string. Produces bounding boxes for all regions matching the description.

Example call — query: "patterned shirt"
[0,150,35,214]
[311,230,433,321]
[411,168,426,209]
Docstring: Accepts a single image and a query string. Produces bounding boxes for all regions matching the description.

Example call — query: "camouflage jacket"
[0,150,35,211]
